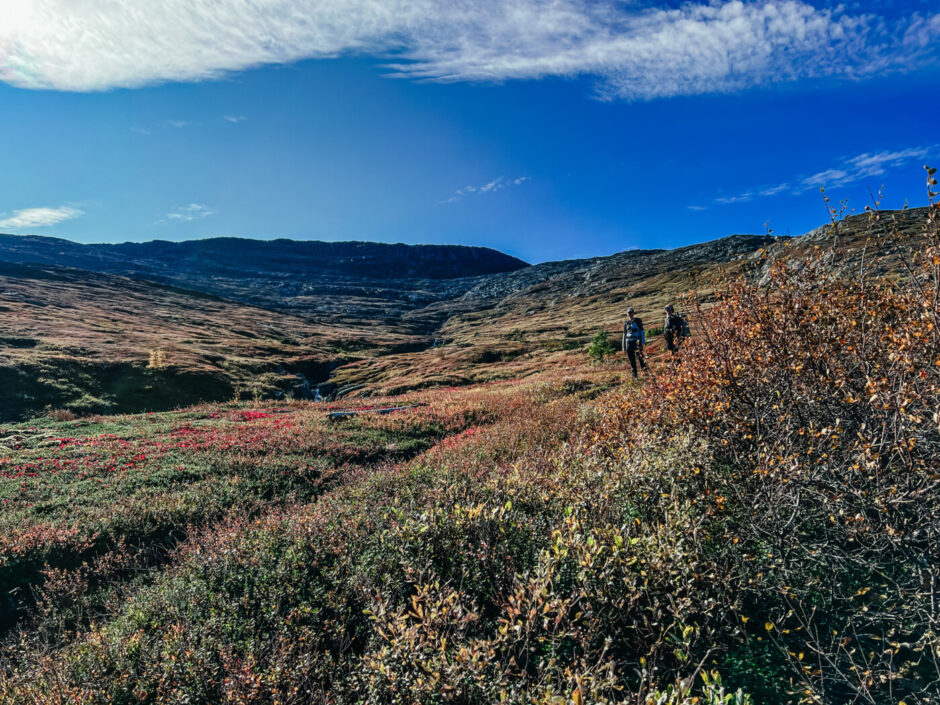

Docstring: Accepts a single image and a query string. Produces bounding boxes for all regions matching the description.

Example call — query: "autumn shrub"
[599,201,940,703]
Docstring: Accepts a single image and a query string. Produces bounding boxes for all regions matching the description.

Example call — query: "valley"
[0,203,937,704]
[0,207,931,420]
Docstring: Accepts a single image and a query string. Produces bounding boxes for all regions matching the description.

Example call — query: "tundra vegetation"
[1,192,938,703]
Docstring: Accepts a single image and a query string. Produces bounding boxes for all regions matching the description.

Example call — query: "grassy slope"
[0,388,500,632]
[0,367,639,700]
[0,262,423,420]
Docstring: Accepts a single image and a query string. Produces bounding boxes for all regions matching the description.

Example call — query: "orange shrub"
[598,202,940,703]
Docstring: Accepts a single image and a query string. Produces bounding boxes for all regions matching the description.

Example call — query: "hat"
[665,304,674,312]
[627,307,635,314]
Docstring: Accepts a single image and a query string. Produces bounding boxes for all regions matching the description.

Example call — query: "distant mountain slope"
[0,235,529,323]
[331,233,782,392]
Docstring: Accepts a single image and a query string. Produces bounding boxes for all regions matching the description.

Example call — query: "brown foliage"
[599,201,940,703]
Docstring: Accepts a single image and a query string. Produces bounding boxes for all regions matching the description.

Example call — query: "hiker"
[663,304,689,354]
[622,307,647,378]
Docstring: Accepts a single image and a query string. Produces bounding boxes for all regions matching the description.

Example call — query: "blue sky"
[0,1,938,263]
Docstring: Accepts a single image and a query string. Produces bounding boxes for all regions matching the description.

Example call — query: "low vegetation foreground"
[1,205,939,704]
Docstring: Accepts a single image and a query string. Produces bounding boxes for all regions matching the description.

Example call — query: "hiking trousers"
[665,332,684,354]
[625,341,647,378]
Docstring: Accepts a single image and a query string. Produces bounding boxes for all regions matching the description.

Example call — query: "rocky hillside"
[331,208,933,394]
[0,236,529,324]
[327,233,781,392]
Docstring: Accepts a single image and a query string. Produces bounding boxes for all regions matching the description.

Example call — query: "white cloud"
[0,1,936,100]
[442,175,529,204]
[800,147,932,189]
[757,183,790,197]
[223,114,247,123]
[166,119,188,128]
[0,206,83,230]
[707,145,934,206]
[715,193,755,205]
[162,203,216,223]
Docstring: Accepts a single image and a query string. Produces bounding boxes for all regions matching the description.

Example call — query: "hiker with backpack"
[622,307,647,378]
[663,304,689,354]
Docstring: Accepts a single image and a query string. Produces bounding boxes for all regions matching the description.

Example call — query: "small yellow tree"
[147,349,167,369]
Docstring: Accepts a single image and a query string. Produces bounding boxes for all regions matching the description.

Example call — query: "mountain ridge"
[0,234,530,323]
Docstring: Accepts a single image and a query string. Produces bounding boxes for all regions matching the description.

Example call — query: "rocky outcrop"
[452,233,780,305]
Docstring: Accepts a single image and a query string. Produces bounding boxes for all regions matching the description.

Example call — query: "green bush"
[587,330,616,362]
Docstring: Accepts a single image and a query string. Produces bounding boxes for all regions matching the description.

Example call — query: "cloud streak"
[442,176,529,204]
[799,148,933,190]
[160,203,216,223]
[0,1,937,100]
[701,146,935,208]
[0,206,83,230]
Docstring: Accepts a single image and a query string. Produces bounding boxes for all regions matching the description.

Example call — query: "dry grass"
[0,263,424,419]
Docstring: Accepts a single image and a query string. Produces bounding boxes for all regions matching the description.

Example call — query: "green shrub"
[587,330,616,362]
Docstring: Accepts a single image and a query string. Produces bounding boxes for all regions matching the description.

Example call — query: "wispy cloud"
[757,184,790,198]
[714,194,756,206]
[223,114,247,123]
[700,145,935,208]
[132,120,199,134]
[442,175,530,204]
[0,206,83,230]
[799,148,932,190]
[159,203,216,223]
[0,2,936,100]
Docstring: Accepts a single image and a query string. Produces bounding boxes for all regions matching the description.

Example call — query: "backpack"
[625,318,644,342]
[666,313,691,340]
